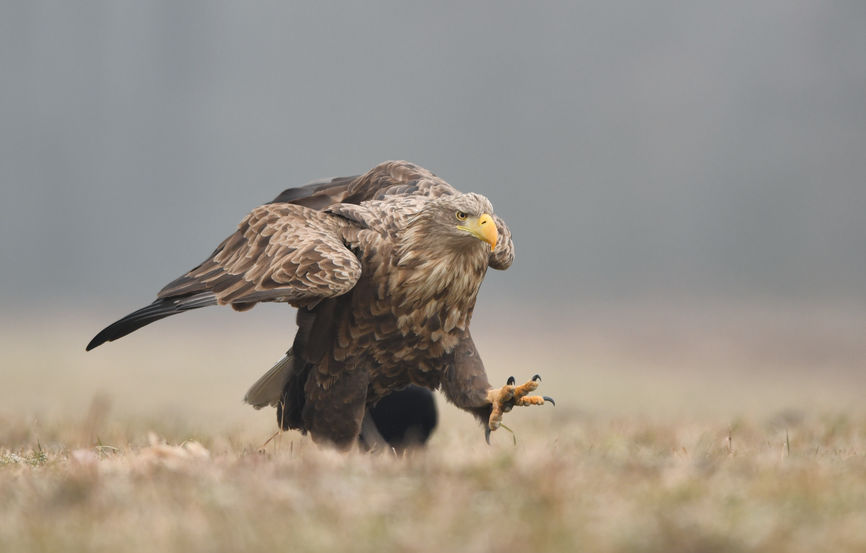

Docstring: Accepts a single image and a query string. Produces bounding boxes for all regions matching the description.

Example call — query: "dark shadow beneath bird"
[359,385,438,453]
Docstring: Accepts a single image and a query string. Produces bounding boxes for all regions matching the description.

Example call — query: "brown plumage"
[87,161,550,449]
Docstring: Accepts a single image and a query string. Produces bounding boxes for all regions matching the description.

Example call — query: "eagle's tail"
[246,349,309,432]
[85,292,218,351]
[244,352,294,409]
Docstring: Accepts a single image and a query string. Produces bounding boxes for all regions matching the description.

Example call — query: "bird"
[86,161,553,449]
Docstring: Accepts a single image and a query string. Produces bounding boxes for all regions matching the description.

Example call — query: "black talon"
[484,427,491,444]
[543,396,556,406]
[506,376,516,385]
[532,374,542,382]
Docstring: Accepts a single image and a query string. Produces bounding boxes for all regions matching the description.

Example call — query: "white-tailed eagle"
[87,161,552,449]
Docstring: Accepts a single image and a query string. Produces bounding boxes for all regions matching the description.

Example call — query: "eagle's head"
[414,193,498,253]
[392,193,499,332]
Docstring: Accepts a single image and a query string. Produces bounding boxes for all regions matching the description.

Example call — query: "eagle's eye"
[455,211,468,221]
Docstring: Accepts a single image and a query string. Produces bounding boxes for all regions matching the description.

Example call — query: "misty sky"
[2,1,865,313]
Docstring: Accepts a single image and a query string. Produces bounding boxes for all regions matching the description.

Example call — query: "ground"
[1,412,865,553]
[1,302,864,552]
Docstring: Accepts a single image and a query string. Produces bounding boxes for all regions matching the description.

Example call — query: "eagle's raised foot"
[485,375,555,433]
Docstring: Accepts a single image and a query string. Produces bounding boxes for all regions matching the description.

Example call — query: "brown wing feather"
[270,160,457,209]
[270,160,513,270]
[158,203,362,308]
[489,214,514,270]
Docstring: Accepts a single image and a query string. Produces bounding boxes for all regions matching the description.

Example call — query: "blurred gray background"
[3,1,865,314]
[2,1,866,426]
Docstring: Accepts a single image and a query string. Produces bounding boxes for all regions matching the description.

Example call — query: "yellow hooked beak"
[458,213,498,251]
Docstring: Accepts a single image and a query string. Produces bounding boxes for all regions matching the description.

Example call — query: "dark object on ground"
[360,385,438,453]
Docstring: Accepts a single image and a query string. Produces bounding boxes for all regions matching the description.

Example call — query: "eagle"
[86,161,552,449]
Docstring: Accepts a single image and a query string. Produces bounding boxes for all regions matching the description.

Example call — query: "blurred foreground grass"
[1,301,865,552]
[1,411,865,553]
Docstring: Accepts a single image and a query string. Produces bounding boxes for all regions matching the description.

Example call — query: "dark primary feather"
[268,175,359,209]
[85,292,217,351]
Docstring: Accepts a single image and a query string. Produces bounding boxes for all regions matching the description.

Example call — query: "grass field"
[1,302,865,553]
[2,412,865,553]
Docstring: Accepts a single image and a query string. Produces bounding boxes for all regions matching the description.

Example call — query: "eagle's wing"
[87,160,512,352]
[157,203,361,307]
[86,203,361,350]
[269,160,457,209]
[489,214,514,270]
[273,160,514,270]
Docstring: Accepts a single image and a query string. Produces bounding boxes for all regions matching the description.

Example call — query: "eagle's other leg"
[302,361,369,451]
[486,374,555,432]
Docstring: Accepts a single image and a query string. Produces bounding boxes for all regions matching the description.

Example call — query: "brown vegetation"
[2,304,864,552]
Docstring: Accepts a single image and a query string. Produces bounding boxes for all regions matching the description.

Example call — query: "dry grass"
[1,302,865,552]
[1,411,866,553]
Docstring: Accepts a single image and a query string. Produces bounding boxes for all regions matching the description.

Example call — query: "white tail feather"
[244,353,294,409]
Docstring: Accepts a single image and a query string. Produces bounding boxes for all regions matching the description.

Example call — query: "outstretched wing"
[86,203,361,350]
[87,160,512,351]
[158,203,361,307]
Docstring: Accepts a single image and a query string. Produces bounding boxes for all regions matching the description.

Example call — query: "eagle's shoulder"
[325,194,430,233]
[270,160,458,210]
